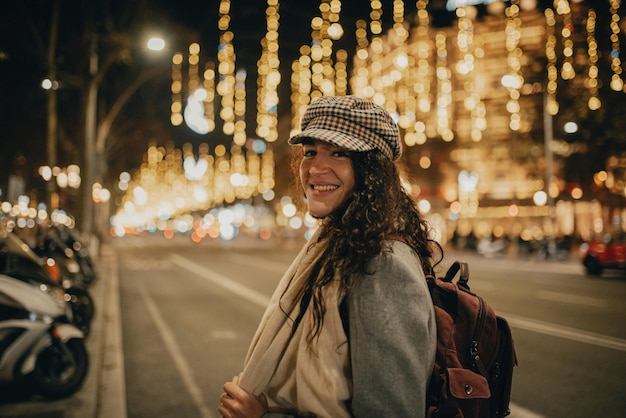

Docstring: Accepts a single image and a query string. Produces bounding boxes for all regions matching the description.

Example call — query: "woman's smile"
[299,140,355,218]
[310,183,339,192]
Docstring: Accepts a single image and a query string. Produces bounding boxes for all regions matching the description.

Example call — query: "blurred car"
[579,237,626,276]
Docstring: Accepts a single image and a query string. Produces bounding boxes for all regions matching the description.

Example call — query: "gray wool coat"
[346,240,437,418]
[264,241,436,418]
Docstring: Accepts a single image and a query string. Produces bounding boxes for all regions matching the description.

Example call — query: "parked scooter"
[0,274,89,399]
[0,226,94,336]
[34,225,97,288]
[50,224,98,285]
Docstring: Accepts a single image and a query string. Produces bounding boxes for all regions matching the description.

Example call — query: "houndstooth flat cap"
[288,95,402,161]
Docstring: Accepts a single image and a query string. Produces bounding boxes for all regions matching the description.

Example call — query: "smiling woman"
[217,95,443,418]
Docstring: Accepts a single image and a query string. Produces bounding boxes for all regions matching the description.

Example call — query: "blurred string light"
[233,69,247,145]
[504,0,524,132]
[290,0,346,136]
[217,0,237,137]
[290,45,312,137]
[188,42,201,93]
[256,0,281,143]
[555,0,575,81]
[544,8,559,115]
[309,0,341,98]
[586,8,601,111]
[171,52,184,126]
[330,1,347,93]
[609,0,624,92]
[203,62,216,132]
[183,43,212,135]
[335,48,349,96]
[406,0,431,147]
[369,0,384,106]
[456,6,486,142]
[435,32,454,142]
[392,0,408,45]
[348,1,383,105]
[350,19,369,99]
[389,0,409,138]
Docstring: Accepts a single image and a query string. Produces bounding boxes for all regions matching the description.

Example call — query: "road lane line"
[536,290,606,308]
[136,281,216,418]
[171,254,271,308]
[508,402,547,418]
[220,253,288,274]
[502,312,626,352]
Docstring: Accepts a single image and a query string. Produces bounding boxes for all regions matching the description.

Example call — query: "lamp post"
[81,33,98,239]
[81,34,168,241]
[45,1,60,216]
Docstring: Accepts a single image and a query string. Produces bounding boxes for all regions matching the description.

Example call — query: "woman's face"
[299,139,356,218]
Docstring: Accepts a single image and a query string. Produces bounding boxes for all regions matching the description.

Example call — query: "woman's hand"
[218,375,269,418]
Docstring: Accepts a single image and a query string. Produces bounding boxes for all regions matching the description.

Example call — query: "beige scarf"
[238,228,352,417]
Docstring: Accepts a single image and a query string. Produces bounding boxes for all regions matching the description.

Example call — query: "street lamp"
[147,37,166,52]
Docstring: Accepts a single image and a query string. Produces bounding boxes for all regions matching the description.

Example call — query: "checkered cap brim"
[289,96,402,161]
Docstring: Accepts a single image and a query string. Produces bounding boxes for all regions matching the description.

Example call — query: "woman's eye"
[334,151,351,158]
[303,148,316,157]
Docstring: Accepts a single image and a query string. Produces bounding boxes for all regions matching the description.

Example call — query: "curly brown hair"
[288,146,443,341]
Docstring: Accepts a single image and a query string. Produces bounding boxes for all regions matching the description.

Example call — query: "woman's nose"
[308,154,330,174]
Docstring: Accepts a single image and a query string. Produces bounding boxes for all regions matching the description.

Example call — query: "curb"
[96,244,127,418]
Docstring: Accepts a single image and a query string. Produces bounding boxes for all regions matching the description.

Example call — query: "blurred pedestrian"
[218,95,442,418]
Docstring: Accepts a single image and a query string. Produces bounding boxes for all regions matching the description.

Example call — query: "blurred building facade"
[322,1,625,251]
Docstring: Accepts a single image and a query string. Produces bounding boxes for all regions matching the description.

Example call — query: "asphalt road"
[2,233,625,417]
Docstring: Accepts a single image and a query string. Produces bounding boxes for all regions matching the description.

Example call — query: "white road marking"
[137,281,216,418]
[220,253,288,274]
[171,254,271,308]
[123,259,173,271]
[508,402,547,418]
[502,312,626,352]
[536,290,606,308]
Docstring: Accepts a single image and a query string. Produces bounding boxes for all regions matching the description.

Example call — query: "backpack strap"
[443,260,471,292]
[388,234,471,293]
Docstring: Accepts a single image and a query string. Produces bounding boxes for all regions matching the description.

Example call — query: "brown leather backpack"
[425,261,517,418]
